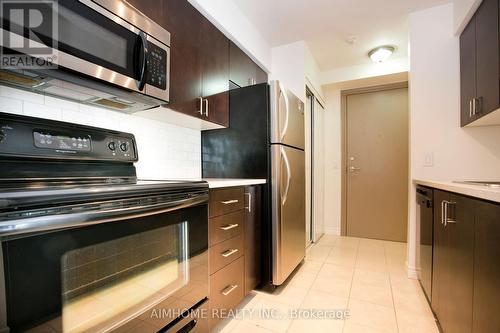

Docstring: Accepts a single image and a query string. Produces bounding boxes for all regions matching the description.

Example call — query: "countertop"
[203,178,267,189]
[413,179,500,203]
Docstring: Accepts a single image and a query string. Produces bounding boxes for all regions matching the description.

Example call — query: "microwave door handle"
[137,32,148,91]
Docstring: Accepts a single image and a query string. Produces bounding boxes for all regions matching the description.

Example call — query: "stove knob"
[108,142,116,151]
[120,142,128,152]
[0,130,5,143]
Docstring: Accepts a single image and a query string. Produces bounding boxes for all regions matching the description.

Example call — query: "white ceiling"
[232,0,450,70]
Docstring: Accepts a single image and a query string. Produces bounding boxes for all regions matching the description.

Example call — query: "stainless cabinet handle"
[472,98,476,116]
[219,223,239,231]
[441,200,445,225]
[442,200,457,227]
[245,192,252,212]
[445,201,456,226]
[221,248,239,258]
[221,284,238,296]
[221,199,239,205]
[475,97,482,115]
[204,98,209,117]
[198,97,203,115]
[469,99,473,117]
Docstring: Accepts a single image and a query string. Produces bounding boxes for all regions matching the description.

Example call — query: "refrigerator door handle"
[281,146,291,205]
[279,82,290,142]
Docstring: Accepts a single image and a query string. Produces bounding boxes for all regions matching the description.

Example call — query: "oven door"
[0,0,170,102]
[0,197,208,333]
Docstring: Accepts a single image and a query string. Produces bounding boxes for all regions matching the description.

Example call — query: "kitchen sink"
[454,181,500,188]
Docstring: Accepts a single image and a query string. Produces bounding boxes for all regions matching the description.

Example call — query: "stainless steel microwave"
[0,0,170,113]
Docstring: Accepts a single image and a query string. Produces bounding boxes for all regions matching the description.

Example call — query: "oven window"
[61,222,188,333]
[2,204,208,333]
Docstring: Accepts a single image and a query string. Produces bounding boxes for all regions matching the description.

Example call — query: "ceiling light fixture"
[368,45,395,63]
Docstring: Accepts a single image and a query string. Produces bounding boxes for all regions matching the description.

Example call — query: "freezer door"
[270,81,305,149]
[271,145,306,285]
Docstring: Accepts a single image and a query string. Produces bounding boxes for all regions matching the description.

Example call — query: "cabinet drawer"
[209,257,244,321]
[209,235,243,274]
[209,210,244,246]
[209,187,244,217]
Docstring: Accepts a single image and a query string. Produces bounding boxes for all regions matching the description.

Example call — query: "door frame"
[340,81,409,236]
[305,86,326,244]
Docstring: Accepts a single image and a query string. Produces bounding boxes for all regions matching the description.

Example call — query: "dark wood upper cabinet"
[162,0,204,121]
[200,18,229,127]
[229,41,267,88]
[460,16,477,126]
[473,200,500,333]
[127,0,229,127]
[460,0,500,126]
[432,190,474,333]
[475,0,499,117]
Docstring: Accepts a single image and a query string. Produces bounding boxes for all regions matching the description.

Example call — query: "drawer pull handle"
[221,199,239,205]
[221,284,238,296]
[220,223,239,231]
[221,248,239,257]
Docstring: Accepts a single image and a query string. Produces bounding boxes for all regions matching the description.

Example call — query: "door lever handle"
[348,166,361,173]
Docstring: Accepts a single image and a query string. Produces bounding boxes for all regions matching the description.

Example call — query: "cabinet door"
[473,200,500,333]
[460,15,477,127]
[162,0,204,120]
[432,190,450,326]
[200,18,229,127]
[475,0,499,118]
[244,185,262,294]
[447,194,474,333]
[229,41,267,88]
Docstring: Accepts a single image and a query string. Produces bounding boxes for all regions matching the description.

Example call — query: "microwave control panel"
[146,42,167,90]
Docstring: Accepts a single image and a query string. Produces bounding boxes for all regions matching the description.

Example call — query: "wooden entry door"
[345,86,409,242]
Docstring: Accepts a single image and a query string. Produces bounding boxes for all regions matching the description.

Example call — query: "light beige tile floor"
[213,235,439,333]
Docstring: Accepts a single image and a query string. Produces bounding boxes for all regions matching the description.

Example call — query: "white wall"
[408,3,500,275]
[270,41,308,102]
[188,0,272,72]
[0,85,202,179]
[453,0,482,35]
[323,88,342,235]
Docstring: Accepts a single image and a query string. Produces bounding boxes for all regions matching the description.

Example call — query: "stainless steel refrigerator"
[269,82,305,285]
[201,81,305,288]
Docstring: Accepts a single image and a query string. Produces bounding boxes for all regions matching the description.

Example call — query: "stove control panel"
[0,113,138,162]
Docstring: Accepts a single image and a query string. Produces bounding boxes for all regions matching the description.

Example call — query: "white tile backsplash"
[0,86,202,179]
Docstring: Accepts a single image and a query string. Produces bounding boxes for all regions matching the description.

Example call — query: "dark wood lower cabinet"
[473,200,500,333]
[447,194,474,333]
[430,189,500,333]
[208,185,262,328]
[244,185,262,294]
[432,190,474,333]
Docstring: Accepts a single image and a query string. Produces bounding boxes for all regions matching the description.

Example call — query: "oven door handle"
[0,194,207,237]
